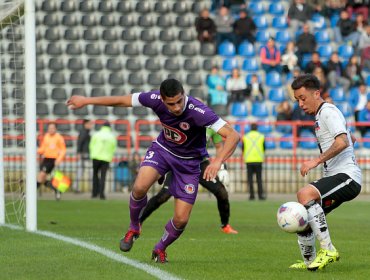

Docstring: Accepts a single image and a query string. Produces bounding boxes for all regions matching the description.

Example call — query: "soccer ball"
[277,201,308,233]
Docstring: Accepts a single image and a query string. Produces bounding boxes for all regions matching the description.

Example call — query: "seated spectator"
[246,74,264,102]
[306,0,327,14]
[334,10,360,47]
[327,52,351,91]
[288,0,314,34]
[207,65,226,90]
[296,23,317,66]
[359,24,370,70]
[233,9,256,47]
[354,83,368,124]
[281,41,299,74]
[206,66,229,106]
[346,0,369,22]
[195,8,217,43]
[276,100,293,134]
[286,67,302,102]
[260,37,282,73]
[358,100,370,136]
[226,68,247,103]
[345,55,364,87]
[292,103,315,135]
[355,13,368,34]
[305,51,326,74]
[312,66,329,99]
[214,6,235,47]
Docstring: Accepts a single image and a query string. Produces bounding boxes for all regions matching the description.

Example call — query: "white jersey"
[315,103,361,184]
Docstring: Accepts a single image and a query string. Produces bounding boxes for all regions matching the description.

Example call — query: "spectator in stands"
[292,104,315,135]
[245,74,264,102]
[226,68,247,103]
[207,65,229,106]
[320,0,346,18]
[260,37,282,73]
[358,100,370,136]
[276,100,293,134]
[89,121,117,199]
[287,67,302,101]
[334,10,360,47]
[225,0,247,15]
[232,9,256,47]
[327,52,351,91]
[195,8,217,43]
[359,24,370,70]
[288,0,314,34]
[354,83,368,126]
[344,55,364,87]
[306,0,327,14]
[312,66,329,99]
[355,13,368,34]
[296,23,317,67]
[281,41,299,74]
[346,0,369,22]
[72,119,93,193]
[37,122,66,200]
[305,52,326,74]
[214,6,235,48]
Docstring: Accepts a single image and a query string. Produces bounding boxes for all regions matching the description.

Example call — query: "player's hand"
[66,95,87,110]
[203,160,222,182]
[217,164,230,187]
[300,158,320,177]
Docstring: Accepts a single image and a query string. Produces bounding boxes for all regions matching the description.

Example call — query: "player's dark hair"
[159,78,184,98]
[291,74,320,91]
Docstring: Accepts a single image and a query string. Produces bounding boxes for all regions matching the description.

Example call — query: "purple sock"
[129,193,147,231]
[155,219,184,251]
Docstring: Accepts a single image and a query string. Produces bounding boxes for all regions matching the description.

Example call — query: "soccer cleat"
[152,248,168,263]
[221,224,238,234]
[55,190,61,201]
[119,229,140,252]
[307,247,340,271]
[289,260,307,269]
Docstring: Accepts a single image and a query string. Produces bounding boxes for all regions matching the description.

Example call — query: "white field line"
[3,224,183,280]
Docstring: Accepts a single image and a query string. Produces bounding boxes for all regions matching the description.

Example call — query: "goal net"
[0,0,26,227]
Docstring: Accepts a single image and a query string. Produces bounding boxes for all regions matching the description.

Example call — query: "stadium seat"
[336,102,353,118]
[363,132,370,149]
[132,106,149,117]
[51,88,67,100]
[102,29,119,41]
[218,41,236,57]
[85,43,101,55]
[119,14,136,27]
[164,58,181,71]
[184,58,200,71]
[338,44,354,60]
[159,29,176,42]
[45,27,60,41]
[113,107,129,117]
[238,41,255,57]
[242,58,259,72]
[81,14,97,26]
[41,0,57,12]
[179,29,196,42]
[157,15,173,28]
[98,1,114,13]
[257,123,273,134]
[128,73,145,86]
[181,43,199,57]
[329,87,346,103]
[73,107,89,116]
[268,2,284,16]
[173,2,190,14]
[43,14,59,26]
[315,30,330,44]
[90,88,106,97]
[70,72,85,85]
[93,105,109,116]
[272,16,288,29]
[367,76,370,86]
[266,72,282,87]
[162,44,178,56]
[154,1,170,14]
[138,14,155,27]
[348,87,359,108]
[253,16,268,30]
[136,1,151,13]
[233,122,250,135]
[222,57,238,71]
[200,43,216,56]
[53,103,69,116]
[252,102,269,118]
[299,130,317,149]
[108,73,125,86]
[50,72,66,85]
[79,0,95,12]
[48,58,64,71]
[125,58,142,72]
[36,88,48,101]
[123,43,140,56]
[280,133,294,149]
[62,14,78,26]
[317,45,333,58]
[265,134,276,150]
[111,88,125,96]
[248,2,265,15]
[89,73,105,86]
[211,104,229,117]
[140,29,156,42]
[147,73,164,86]
[68,58,84,71]
[256,30,271,44]
[13,103,24,116]
[268,88,286,102]
[56,121,72,133]
[61,0,77,12]
[176,15,193,28]
[36,102,49,116]
[83,29,99,41]
[275,30,292,44]
[71,88,87,96]
[186,73,203,87]
[312,13,327,30]
[189,88,206,100]
[66,43,82,55]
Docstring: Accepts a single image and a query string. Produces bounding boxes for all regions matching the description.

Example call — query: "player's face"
[294,87,321,115]
[162,93,185,116]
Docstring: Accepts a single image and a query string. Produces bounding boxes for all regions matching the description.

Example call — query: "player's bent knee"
[297,185,320,205]
[172,218,188,230]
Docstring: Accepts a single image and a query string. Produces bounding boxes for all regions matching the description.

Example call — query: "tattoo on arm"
[319,134,348,164]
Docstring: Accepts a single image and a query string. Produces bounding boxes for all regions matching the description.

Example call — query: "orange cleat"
[221,224,238,234]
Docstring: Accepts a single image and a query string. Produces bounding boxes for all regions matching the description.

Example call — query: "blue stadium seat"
[252,102,269,118]
[248,2,265,15]
[275,30,292,45]
[231,102,248,117]
[272,16,288,29]
[330,13,340,27]
[268,88,286,102]
[234,121,250,135]
[311,13,327,30]
[299,130,317,149]
[238,41,255,57]
[218,41,236,57]
[315,30,330,44]
[266,72,282,87]
[242,58,259,72]
[257,122,273,134]
[338,44,354,60]
[348,87,360,108]
[363,132,370,149]
[280,133,293,149]
[253,16,268,30]
[256,30,271,44]
[246,73,261,84]
[367,76,370,86]
[301,53,313,69]
[329,87,346,103]
[336,102,353,118]
[317,45,333,59]
[264,134,276,150]
[222,57,238,71]
[268,2,284,16]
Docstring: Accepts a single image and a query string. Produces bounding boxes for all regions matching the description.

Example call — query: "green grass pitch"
[1,197,370,280]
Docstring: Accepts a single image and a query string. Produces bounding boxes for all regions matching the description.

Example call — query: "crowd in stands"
[199,0,370,140]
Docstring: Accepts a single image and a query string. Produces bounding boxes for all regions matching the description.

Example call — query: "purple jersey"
[132,90,224,158]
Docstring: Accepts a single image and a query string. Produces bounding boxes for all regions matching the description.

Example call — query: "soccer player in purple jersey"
[67,79,240,263]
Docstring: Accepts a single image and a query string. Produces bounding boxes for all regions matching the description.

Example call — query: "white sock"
[306,202,335,251]
[297,231,316,265]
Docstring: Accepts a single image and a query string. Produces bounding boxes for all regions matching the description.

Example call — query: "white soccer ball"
[277,201,308,233]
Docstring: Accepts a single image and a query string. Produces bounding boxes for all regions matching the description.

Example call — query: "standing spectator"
[214,6,235,47]
[354,84,369,135]
[260,37,282,73]
[72,119,93,193]
[37,122,66,200]
[245,74,264,102]
[327,52,351,91]
[233,9,256,47]
[89,121,117,200]
[288,0,314,34]
[344,55,364,87]
[195,8,217,43]
[276,100,293,134]
[207,66,229,106]
[226,68,247,103]
[334,10,360,47]
[296,23,317,66]
[242,123,266,200]
[281,41,299,74]
[305,52,326,74]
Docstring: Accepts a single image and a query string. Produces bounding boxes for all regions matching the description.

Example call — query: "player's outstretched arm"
[66,95,133,110]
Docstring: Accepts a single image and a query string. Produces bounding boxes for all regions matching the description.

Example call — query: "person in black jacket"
[326,52,351,91]
[73,119,93,193]
[334,10,360,47]
[233,9,256,47]
[296,23,317,67]
[195,8,217,43]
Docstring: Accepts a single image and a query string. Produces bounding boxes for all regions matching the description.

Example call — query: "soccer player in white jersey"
[290,74,362,270]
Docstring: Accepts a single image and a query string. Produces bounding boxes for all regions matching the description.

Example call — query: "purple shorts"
[141,142,202,204]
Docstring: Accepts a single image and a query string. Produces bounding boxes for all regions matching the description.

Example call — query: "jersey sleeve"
[321,107,347,138]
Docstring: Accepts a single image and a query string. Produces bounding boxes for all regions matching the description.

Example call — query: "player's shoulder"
[186,95,211,115]
[318,102,340,116]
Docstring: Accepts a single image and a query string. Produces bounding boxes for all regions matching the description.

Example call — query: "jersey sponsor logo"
[162,124,187,144]
[184,184,195,194]
[179,122,190,130]
[188,103,205,114]
[150,93,161,100]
